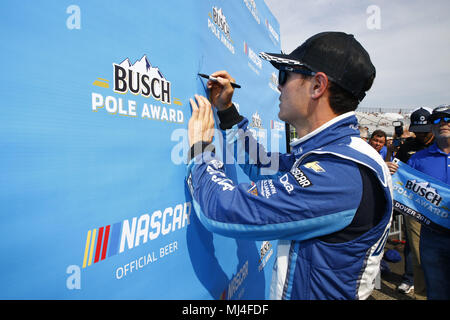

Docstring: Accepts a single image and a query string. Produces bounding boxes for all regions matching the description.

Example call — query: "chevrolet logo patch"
[304,161,325,173]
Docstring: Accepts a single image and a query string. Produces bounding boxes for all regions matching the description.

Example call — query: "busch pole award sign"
[0,0,284,299]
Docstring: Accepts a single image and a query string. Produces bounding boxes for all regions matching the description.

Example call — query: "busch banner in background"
[391,160,450,234]
[0,1,283,299]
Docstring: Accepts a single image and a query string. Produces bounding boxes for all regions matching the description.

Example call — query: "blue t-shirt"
[379,145,393,161]
[407,142,450,185]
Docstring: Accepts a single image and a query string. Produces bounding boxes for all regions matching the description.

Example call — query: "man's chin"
[435,128,450,138]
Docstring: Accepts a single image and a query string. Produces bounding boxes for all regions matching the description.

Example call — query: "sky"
[263,0,450,110]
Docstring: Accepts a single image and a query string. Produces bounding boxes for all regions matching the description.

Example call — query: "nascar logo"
[82,202,191,268]
[244,41,262,70]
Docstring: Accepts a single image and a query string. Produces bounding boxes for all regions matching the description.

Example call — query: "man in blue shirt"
[407,105,450,300]
[369,129,393,161]
[387,107,434,297]
[369,129,387,158]
[186,32,393,300]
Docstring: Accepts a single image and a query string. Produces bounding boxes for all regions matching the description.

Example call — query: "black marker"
[198,73,241,88]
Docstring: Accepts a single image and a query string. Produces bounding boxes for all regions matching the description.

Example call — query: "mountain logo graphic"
[113,54,172,104]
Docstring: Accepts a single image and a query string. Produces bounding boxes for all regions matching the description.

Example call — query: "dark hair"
[328,71,376,115]
[296,67,375,115]
[328,72,375,115]
[327,81,359,115]
[370,129,387,140]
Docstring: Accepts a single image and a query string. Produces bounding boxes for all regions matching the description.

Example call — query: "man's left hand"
[188,94,215,148]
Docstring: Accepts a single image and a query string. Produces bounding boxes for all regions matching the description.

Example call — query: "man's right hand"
[207,70,236,111]
[385,161,399,175]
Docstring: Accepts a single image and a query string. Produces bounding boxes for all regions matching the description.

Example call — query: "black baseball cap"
[429,104,450,122]
[409,107,432,133]
[259,31,376,102]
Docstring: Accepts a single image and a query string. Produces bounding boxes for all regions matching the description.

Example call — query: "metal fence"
[288,107,421,141]
[356,107,417,114]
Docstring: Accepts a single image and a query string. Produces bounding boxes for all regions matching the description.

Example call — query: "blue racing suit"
[186,107,393,299]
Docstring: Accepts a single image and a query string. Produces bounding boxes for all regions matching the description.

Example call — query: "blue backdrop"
[0,0,284,299]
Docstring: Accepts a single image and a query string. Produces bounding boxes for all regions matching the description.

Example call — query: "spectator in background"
[406,105,450,300]
[385,107,434,298]
[369,129,390,160]
[395,108,435,163]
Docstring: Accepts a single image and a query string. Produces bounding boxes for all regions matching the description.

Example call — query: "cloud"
[263,0,450,108]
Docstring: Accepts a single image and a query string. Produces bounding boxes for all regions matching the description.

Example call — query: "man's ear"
[310,72,328,99]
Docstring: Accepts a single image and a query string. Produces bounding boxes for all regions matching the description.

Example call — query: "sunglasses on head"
[278,65,316,86]
[432,117,450,124]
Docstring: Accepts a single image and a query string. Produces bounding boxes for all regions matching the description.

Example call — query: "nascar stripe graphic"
[82,224,119,268]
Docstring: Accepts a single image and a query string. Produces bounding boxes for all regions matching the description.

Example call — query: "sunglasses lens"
[278,70,286,86]
[433,117,450,124]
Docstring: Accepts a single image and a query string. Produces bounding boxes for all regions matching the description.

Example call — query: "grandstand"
[356,107,417,137]
[288,107,427,142]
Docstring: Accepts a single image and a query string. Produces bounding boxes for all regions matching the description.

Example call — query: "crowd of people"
[363,106,450,300]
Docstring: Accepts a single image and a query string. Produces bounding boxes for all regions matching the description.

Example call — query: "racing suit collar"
[290,112,360,155]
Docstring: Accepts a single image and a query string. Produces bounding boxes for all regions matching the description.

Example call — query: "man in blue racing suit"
[187,32,393,300]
